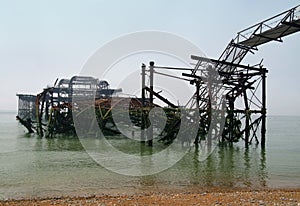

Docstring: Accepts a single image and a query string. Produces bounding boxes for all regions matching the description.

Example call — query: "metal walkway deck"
[218,5,300,72]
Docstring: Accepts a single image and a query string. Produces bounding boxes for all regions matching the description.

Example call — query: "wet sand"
[2,189,300,206]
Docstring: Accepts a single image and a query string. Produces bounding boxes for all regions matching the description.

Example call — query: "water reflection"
[186,144,268,189]
[134,144,269,190]
[16,134,268,190]
[3,114,299,198]
[259,148,267,187]
[32,136,84,151]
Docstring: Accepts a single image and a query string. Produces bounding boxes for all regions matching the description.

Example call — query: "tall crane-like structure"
[190,5,300,147]
[141,5,300,148]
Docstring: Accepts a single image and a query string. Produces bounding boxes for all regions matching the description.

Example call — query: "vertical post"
[243,90,250,148]
[148,61,154,147]
[239,72,250,148]
[261,68,267,148]
[36,93,45,137]
[207,67,213,147]
[245,111,250,148]
[196,81,200,108]
[194,81,200,145]
[149,61,154,106]
[207,97,212,147]
[141,63,146,143]
[228,96,234,145]
[35,95,40,135]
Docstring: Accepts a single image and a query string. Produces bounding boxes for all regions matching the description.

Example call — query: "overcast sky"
[0,0,299,115]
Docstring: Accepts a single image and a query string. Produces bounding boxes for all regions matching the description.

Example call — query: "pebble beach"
[2,189,300,206]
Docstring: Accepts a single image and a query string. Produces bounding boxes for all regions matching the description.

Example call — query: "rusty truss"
[17,5,300,148]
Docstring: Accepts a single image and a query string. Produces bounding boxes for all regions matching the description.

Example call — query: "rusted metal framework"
[216,4,300,147]
[16,5,300,148]
[16,94,36,120]
[141,5,300,147]
[17,76,122,137]
[16,94,37,133]
[186,56,268,148]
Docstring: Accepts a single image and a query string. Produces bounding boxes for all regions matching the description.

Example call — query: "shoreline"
[2,188,300,205]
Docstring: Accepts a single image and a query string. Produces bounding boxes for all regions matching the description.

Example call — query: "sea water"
[0,111,299,199]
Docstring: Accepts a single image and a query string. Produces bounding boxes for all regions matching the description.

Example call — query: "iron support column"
[261,68,267,148]
[147,61,154,146]
[243,91,250,148]
[141,63,146,143]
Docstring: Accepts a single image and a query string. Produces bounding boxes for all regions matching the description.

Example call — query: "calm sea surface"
[0,111,299,199]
